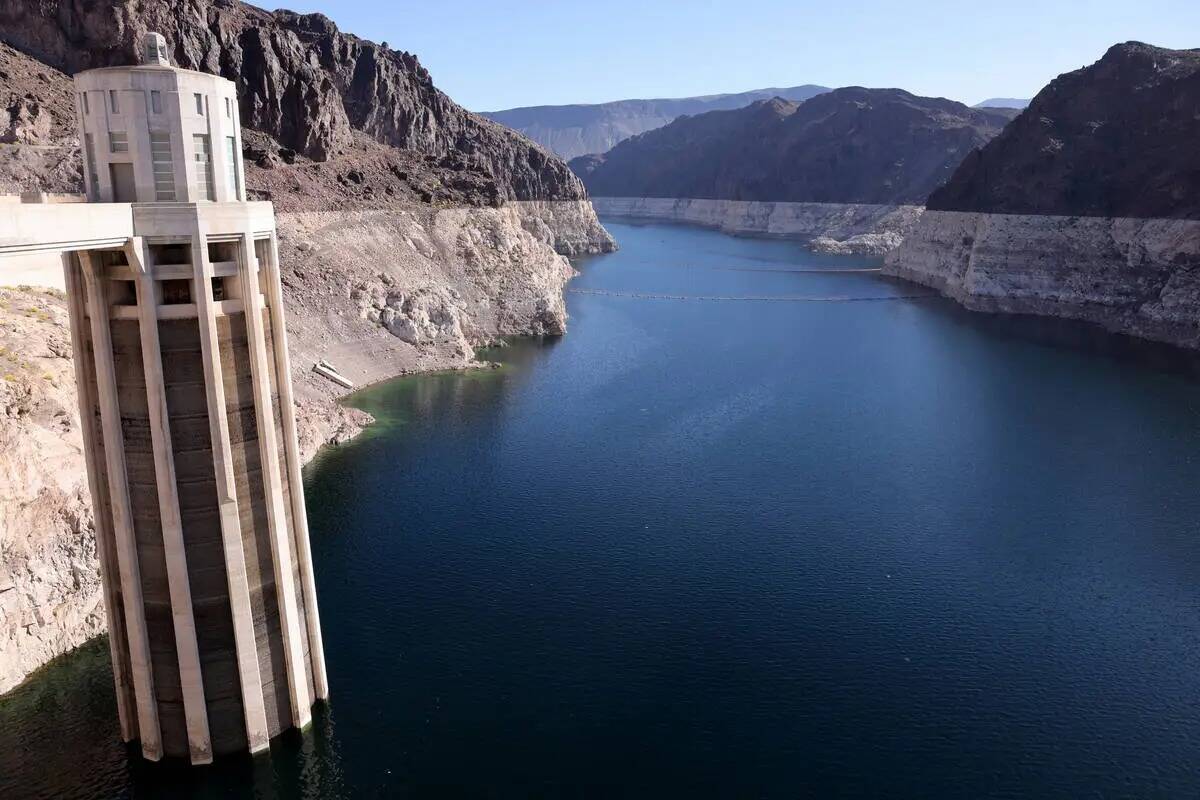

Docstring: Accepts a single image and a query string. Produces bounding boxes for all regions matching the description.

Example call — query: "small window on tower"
[224,97,231,117]
[81,93,89,114]
[194,93,203,115]
[160,280,192,305]
[109,132,128,153]
[109,90,119,114]
[151,90,162,114]
[110,280,137,306]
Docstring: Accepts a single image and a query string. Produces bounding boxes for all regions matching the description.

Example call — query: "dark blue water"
[6,220,1200,798]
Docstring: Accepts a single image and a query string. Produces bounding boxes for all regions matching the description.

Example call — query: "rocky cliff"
[483,84,829,161]
[885,211,1200,347]
[0,42,79,195]
[0,0,594,206]
[885,43,1200,348]
[0,287,102,694]
[929,43,1200,220]
[571,88,1014,205]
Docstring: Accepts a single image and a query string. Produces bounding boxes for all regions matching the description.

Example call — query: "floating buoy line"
[712,266,884,274]
[565,288,937,302]
[631,264,885,274]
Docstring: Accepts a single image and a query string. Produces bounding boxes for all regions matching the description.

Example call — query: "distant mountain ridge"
[973,97,1029,109]
[570,88,1015,205]
[482,85,829,160]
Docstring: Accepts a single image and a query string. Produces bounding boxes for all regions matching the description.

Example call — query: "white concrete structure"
[76,33,245,206]
[0,34,327,763]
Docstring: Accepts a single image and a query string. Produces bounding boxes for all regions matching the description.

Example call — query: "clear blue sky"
[283,0,1200,111]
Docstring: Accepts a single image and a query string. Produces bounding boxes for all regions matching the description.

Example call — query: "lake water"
[6,220,1200,798]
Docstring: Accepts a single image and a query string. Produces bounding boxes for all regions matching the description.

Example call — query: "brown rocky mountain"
[929,42,1200,219]
[569,88,1015,205]
[0,42,79,194]
[0,0,587,204]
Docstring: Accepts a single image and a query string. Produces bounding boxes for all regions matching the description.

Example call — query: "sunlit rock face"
[884,211,1200,348]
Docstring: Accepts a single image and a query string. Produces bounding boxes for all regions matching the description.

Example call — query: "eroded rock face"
[0,42,80,194]
[0,0,588,201]
[279,202,576,394]
[883,210,1200,347]
[1,97,51,145]
[0,288,104,695]
[361,288,473,359]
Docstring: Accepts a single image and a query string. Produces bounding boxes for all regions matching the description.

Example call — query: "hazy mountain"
[570,88,1014,205]
[482,85,830,160]
[931,42,1200,219]
[973,97,1030,109]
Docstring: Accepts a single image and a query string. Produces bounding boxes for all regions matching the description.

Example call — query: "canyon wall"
[883,43,1200,344]
[883,211,1200,348]
[0,0,586,202]
[592,197,923,255]
[0,287,102,694]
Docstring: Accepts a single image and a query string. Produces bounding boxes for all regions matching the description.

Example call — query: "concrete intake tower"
[4,34,328,762]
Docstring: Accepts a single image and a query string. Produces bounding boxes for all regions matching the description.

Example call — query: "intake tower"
[52,33,328,762]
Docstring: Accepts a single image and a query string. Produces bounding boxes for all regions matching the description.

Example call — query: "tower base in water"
[62,202,328,762]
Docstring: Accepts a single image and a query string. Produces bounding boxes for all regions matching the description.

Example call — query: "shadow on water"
[908,285,1200,381]
[0,638,347,799]
[304,335,560,479]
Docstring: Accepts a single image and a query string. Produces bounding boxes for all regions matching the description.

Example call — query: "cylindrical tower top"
[73,34,246,206]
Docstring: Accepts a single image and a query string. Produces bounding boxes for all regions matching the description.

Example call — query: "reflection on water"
[6,220,1200,798]
[0,640,347,799]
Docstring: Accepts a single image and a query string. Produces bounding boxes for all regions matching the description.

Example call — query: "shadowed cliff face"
[0,0,587,202]
[569,89,1013,205]
[929,42,1200,219]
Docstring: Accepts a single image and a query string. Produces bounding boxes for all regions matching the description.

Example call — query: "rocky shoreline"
[283,201,597,460]
[590,197,923,255]
[883,210,1200,349]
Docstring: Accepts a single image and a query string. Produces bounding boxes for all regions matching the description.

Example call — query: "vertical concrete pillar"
[125,238,213,764]
[262,235,328,700]
[78,250,163,762]
[190,230,271,753]
[62,251,136,743]
[237,232,312,729]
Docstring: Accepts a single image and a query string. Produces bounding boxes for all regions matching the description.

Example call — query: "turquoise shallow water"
[6,220,1200,798]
